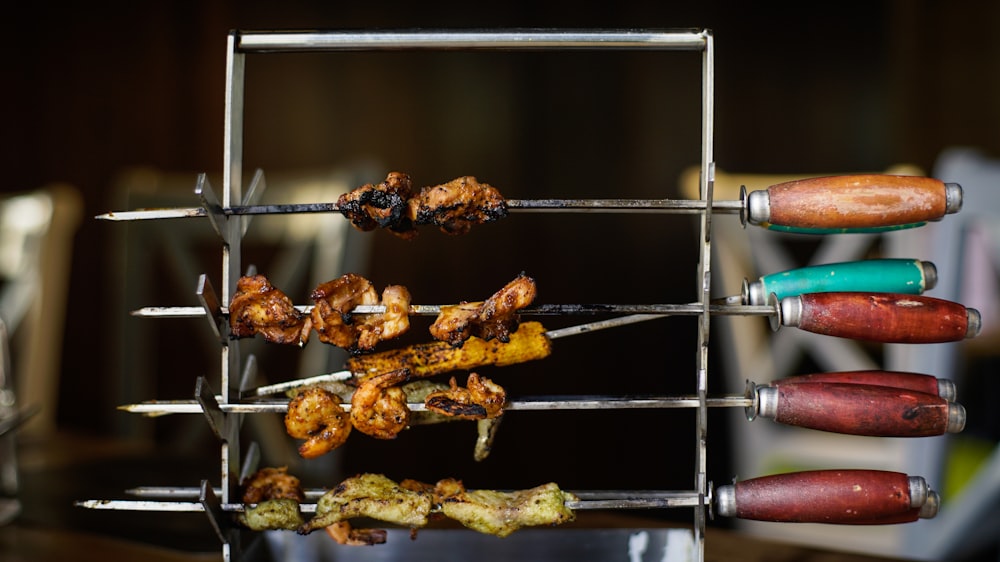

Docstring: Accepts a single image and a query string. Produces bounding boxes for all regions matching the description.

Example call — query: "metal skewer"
[97,198,744,222]
[129,302,776,318]
[119,394,753,416]
[76,489,707,512]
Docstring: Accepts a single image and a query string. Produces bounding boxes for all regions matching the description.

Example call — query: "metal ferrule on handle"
[744,175,962,231]
[743,259,937,306]
[774,292,981,343]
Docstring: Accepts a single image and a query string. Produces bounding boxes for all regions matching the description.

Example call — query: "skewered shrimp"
[424,373,507,420]
[350,368,411,439]
[284,387,353,459]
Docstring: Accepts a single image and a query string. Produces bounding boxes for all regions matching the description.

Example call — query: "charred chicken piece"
[337,171,418,239]
[238,467,306,531]
[310,273,412,353]
[241,466,306,504]
[408,175,508,235]
[424,373,507,420]
[429,273,538,347]
[229,275,309,345]
[302,474,577,541]
[300,473,433,535]
[285,387,353,459]
[437,481,578,538]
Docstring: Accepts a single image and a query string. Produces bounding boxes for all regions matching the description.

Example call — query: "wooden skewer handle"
[746,175,962,229]
[715,469,928,524]
[778,292,980,343]
[841,491,940,525]
[756,382,964,437]
[771,370,955,401]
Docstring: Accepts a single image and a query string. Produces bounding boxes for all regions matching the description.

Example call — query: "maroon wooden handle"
[767,175,948,229]
[770,382,950,437]
[733,469,917,523]
[772,370,943,397]
[792,292,973,343]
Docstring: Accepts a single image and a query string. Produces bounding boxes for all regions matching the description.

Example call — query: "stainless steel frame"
[91,28,717,561]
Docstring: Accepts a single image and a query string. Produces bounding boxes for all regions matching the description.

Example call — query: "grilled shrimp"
[350,368,411,439]
[285,387,352,458]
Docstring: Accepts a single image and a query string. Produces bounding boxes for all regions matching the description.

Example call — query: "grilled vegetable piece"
[347,321,552,381]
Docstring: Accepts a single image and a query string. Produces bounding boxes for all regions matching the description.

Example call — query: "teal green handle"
[747,259,934,305]
[761,222,925,234]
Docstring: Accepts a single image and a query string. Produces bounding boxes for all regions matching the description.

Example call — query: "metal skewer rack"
[81,28,973,561]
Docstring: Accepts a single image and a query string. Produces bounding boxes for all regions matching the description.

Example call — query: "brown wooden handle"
[760,382,955,437]
[782,292,978,343]
[772,370,949,398]
[721,469,923,523]
[761,175,954,229]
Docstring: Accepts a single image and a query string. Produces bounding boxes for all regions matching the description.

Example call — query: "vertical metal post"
[693,30,715,560]
[220,30,246,560]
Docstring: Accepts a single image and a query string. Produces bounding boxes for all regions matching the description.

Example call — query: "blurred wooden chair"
[0,185,83,440]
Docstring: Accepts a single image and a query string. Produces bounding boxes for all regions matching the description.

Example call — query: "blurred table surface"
[0,432,913,562]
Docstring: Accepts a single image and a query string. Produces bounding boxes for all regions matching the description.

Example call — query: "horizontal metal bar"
[236,29,710,53]
[130,303,776,319]
[78,490,707,513]
[95,198,741,222]
[119,395,751,416]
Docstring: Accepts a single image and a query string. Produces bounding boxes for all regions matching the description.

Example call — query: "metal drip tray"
[263,527,696,562]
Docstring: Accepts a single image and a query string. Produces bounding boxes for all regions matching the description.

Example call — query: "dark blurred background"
[2,1,999,559]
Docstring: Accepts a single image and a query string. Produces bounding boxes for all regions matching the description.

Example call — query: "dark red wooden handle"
[767,175,948,229]
[733,469,918,523]
[771,382,951,437]
[772,370,944,397]
[793,292,973,343]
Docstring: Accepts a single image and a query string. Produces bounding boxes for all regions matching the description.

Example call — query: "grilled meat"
[336,171,418,239]
[430,273,537,347]
[438,481,578,538]
[350,368,411,440]
[228,274,309,345]
[424,373,507,420]
[310,273,411,353]
[324,521,388,546]
[300,473,433,534]
[408,175,508,235]
[301,473,577,541]
[337,173,507,238]
[284,387,353,459]
[238,467,306,531]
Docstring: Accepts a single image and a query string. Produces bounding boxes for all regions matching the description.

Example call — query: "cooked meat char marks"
[300,473,578,540]
[424,373,507,420]
[336,171,417,238]
[429,273,537,347]
[241,467,306,504]
[284,387,353,459]
[228,274,309,345]
[307,273,412,353]
[408,176,508,236]
[337,172,507,238]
